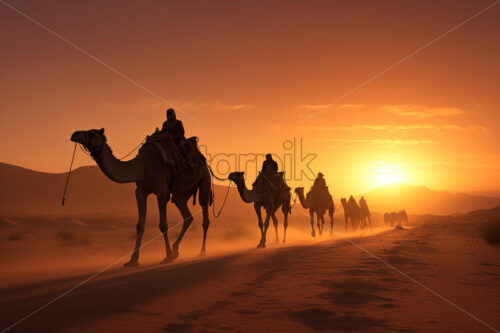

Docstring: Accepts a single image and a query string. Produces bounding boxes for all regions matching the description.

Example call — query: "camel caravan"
[384,210,408,227]
[340,195,372,231]
[70,108,396,266]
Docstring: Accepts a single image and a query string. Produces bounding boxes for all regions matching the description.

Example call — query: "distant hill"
[2,162,500,216]
[360,183,500,215]
[0,162,246,215]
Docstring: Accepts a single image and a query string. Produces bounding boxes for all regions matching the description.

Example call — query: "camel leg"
[316,214,322,235]
[199,176,211,257]
[282,206,289,244]
[320,214,325,235]
[271,214,279,244]
[125,189,147,267]
[368,216,372,231]
[259,211,271,248]
[172,200,194,259]
[329,206,334,236]
[254,204,265,247]
[344,215,348,231]
[157,194,173,263]
[199,204,210,257]
[310,210,316,237]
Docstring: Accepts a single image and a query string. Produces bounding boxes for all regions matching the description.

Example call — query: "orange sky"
[1,0,499,196]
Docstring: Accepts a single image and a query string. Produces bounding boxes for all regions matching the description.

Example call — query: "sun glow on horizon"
[363,161,410,190]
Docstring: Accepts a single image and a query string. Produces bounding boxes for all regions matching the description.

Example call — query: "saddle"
[148,132,206,170]
[253,171,290,193]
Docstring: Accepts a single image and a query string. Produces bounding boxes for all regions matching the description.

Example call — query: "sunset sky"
[1,0,499,196]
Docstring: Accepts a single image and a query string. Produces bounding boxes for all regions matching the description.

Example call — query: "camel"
[294,187,335,237]
[228,171,291,248]
[358,197,373,231]
[70,128,212,266]
[340,196,361,231]
[384,212,391,227]
[384,210,408,227]
[400,210,408,225]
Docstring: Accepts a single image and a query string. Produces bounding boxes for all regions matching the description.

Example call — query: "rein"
[208,165,232,218]
[61,143,77,206]
[61,136,146,206]
[290,193,298,209]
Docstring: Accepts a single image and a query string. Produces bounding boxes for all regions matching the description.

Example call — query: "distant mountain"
[0,162,246,215]
[3,162,499,217]
[360,183,500,215]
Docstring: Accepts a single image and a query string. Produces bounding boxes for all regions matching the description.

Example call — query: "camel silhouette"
[341,197,361,231]
[71,128,211,266]
[228,171,291,248]
[358,197,373,231]
[384,210,408,227]
[294,187,335,237]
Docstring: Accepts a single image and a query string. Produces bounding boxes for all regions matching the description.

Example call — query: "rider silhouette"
[262,153,278,174]
[311,172,327,190]
[161,108,194,169]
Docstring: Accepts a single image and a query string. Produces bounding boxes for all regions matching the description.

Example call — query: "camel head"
[294,187,304,195]
[71,128,106,151]
[340,198,347,206]
[228,171,245,185]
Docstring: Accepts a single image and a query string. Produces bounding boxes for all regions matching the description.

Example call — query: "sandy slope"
[1,215,499,333]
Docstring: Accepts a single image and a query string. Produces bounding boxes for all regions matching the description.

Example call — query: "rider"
[311,172,327,191]
[161,108,194,169]
[359,196,371,218]
[255,154,290,191]
[262,153,278,174]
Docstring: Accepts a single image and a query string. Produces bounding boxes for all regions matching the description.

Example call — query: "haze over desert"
[1,1,499,332]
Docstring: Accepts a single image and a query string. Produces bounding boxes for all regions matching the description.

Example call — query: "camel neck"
[297,190,310,209]
[234,180,259,203]
[91,142,144,183]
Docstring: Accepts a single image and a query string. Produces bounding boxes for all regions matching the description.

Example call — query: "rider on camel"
[311,172,327,191]
[254,154,290,192]
[161,108,194,169]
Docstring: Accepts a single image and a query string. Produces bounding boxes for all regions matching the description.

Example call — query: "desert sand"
[1,207,499,333]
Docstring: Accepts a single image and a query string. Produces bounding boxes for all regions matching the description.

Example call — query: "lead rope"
[118,137,147,160]
[290,193,298,209]
[61,143,77,206]
[208,165,232,218]
[62,137,146,206]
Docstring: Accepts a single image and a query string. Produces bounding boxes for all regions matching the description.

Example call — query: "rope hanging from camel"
[79,137,146,160]
[61,143,77,206]
[290,193,298,209]
[207,165,232,218]
[118,137,147,160]
[63,137,146,206]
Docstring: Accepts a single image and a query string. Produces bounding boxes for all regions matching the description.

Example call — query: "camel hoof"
[197,251,207,258]
[282,240,286,244]
[311,231,316,237]
[123,261,139,267]
[171,248,179,259]
[275,239,280,244]
[257,243,266,249]
[162,256,175,264]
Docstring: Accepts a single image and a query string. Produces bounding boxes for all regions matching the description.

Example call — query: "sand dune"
[1,207,499,332]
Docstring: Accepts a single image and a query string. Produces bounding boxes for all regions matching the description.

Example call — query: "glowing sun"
[365,162,408,189]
